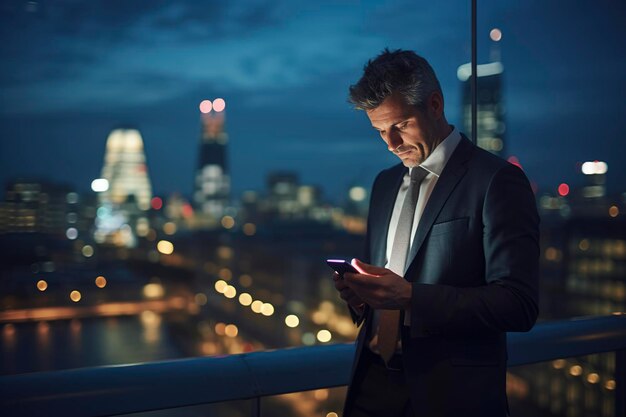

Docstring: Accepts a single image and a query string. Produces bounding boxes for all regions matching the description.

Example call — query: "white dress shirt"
[384,128,462,267]
[368,127,461,352]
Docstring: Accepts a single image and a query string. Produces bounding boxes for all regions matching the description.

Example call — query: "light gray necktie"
[378,166,429,364]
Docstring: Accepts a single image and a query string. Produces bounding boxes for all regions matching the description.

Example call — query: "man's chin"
[401,159,420,168]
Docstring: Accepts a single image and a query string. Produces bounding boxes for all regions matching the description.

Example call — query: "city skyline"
[1,0,626,201]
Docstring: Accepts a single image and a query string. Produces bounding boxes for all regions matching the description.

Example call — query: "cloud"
[0,1,379,114]
[1,0,484,118]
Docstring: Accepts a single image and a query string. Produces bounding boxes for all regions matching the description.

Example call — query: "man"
[333,49,539,417]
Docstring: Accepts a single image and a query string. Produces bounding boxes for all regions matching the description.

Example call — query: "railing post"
[251,396,261,417]
[616,349,625,417]
[470,0,477,146]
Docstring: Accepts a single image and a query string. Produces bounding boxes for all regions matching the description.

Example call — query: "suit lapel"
[405,137,474,272]
[371,164,406,267]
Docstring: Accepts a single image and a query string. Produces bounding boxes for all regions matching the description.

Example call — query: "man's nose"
[385,130,402,152]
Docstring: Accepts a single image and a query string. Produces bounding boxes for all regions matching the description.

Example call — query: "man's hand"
[333,272,366,311]
[344,259,412,310]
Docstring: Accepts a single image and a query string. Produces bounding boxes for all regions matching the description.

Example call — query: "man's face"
[366,93,440,167]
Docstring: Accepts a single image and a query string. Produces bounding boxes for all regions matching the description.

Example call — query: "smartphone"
[326,259,358,278]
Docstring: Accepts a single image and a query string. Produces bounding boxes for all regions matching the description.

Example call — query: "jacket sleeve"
[409,163,540,338]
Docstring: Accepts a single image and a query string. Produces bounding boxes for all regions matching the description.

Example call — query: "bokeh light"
[157,240,174,255]
[91,178,109,192]
[261,303,274,316]
[224,285,237,299]
[143,283,164,299]
[285,314,300,328]
[302,333,316,345]
[316,330,332,343]
[195,293,208,306]
[82,245,94,257]
[215,322,226,336]
[221,216,235,229]
[239,293,253,306]
[569,365,582,376]
[95,276,107,288]
[212,98,226,112]
[490,28,502,41]
[581,160,608,175]
[251,300,263,313]
[151,197,163,210]
[199,100,213,113]
[70,290,82,302]
[349,186,367,202]
[214,280,228,293]
[224,324,238,338]
[163,222,177,235]
[243,223,256,236]
[587,373,600,384]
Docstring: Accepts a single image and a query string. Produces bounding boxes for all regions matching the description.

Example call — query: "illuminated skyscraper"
[99,128,152,211]
[581,160,608,199]
[457,61,506,157]
[194,98,230,220]
[95,128,152,246]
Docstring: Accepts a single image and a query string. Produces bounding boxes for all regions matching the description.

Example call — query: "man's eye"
[398,122,408,130]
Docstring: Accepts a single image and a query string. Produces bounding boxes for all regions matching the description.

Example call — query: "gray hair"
[348,48,443,111]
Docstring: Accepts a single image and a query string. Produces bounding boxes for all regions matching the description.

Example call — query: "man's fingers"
[339,288,353,301]
[334,278,349,290]
[340,288,363,304]
[339,288,363,305]
[344,272,379,289]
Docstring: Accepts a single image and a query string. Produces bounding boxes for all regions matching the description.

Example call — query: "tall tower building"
[95,128,152,246]
[457,28,506,157]
[457,61,506,157]
[194,98,230,220]
[99,128,153,211]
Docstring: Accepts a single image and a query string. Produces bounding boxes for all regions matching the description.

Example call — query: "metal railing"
[1,315,625,417]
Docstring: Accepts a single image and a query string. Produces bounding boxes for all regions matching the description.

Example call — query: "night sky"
[1,0,625,203]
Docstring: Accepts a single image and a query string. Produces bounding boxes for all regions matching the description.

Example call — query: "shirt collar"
[409,126,461,178]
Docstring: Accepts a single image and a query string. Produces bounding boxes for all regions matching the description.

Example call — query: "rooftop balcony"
[2,315,625,417]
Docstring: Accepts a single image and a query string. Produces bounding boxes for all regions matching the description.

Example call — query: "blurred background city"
[1,1,625,416]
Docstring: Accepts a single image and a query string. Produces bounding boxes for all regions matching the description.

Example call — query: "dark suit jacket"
[344,136,540,417]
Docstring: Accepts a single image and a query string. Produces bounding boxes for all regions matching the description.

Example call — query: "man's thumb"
[351,258,386,275]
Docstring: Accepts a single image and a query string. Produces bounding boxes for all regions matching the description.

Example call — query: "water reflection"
[69,318,82,356]
[0,315,183,375]
[140,310,161,344]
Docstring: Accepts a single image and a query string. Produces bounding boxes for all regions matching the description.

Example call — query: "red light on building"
[151,197,163,210]
[558,183,570,197]
[182,203,193,218]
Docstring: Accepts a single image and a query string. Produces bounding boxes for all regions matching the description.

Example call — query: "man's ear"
[428,92,444,120]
